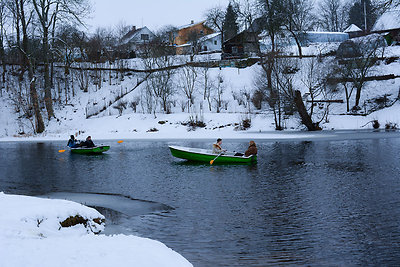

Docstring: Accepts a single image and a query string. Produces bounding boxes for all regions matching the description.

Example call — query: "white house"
[301,31,349,45]
[121,26,156,55]
[198,32,222,53]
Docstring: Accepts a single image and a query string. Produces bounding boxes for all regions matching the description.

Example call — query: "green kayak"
[169,145,257,164]
[70,146,110,154]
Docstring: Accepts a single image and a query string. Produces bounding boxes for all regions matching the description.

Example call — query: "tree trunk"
[29,69,45,133]
[43,28,54,119]
[294,90,321,131]
[354,85,362,108]
[288,30,303,59]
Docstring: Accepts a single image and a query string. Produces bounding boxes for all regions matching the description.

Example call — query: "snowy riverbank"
[0,192,192,267]
[1,102,400,142]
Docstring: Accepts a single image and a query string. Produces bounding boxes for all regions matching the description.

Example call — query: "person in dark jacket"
[244,141,257,157]
[67,135,79,148]
[80,136,95,148]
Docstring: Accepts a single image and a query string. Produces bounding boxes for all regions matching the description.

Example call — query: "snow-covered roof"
[301,31,349,44]
[177,21,205,30]
[176,43,191,47]
[344,24,362,33]
[121,26,154,45]
[373,9,400,31]
[198,32,221,43]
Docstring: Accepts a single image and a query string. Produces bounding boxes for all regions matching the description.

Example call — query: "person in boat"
[234,141,257,157]
[244,141,257,157]
[67,135,79,148]
[212,138,226,154]
[80,136,96,148]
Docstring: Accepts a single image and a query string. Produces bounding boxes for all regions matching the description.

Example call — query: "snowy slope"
[1,41,400,140]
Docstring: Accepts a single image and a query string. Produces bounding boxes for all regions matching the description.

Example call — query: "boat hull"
[70,146,110,154]
[169,146,257,164]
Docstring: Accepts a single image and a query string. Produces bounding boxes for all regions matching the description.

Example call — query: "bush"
[385,122,398,130]
[147,128,159,132]
[251,90,264,110]
[182,115,206,131]
[372,120,380,129]
[235,117,251,131]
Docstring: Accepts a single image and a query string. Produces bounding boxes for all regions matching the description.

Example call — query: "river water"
[1,131,400,266]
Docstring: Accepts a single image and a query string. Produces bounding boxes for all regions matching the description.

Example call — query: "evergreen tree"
[223,3,239,41]
[348,0,378,31]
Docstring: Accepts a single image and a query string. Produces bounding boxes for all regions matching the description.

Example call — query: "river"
[1,131,400,266]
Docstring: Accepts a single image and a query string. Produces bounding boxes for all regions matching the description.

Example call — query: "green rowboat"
[70,146,110,154]
[169,145,257,164]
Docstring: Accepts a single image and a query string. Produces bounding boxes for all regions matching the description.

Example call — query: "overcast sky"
[86,0,231,32]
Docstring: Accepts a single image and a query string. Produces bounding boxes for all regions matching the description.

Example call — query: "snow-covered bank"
[0,192,192,267]
[1,103,400,142]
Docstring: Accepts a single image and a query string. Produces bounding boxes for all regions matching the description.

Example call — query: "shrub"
[251,90,264,110]
[385,122,398,130]
[235,117,251,131]
[372,120,380,129]
[147,128,159,132]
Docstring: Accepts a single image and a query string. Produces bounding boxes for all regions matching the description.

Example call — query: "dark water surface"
[1,132,400,266]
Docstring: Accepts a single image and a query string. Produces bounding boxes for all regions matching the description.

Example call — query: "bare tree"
[383,0,400,8]
[205,6,225,46]
[177,64,198,112]
[318,0,348,32]
[142,45,176,113]
[32,0,91,119]
[0,1,7,90]
[199,62,213,111]
[214,72,225,113]
[300,57,336,124]
[281,0,315,58]
[336,35,385,112]
[10,0,45,133]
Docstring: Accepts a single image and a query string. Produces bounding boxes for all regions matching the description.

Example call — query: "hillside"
[1,40,400,141]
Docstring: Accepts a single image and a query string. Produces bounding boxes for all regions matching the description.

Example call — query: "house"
[344,24,363,38]
[222,17,267,59]
[222,31,259,59]
[120,26,156,57]
[173,21,214,54]
[372,9,400,45]
[300,31,349,45]
[198,32,222,53]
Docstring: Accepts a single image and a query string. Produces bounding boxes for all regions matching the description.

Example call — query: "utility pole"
[363,0,367,31]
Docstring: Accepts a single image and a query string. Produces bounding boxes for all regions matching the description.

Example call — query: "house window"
[141,34,149,41]
[214,40,217,45]
[203,46,208,51]
[232,46,238,54]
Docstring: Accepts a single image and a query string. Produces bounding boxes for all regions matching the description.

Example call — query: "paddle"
[210,152,223,165]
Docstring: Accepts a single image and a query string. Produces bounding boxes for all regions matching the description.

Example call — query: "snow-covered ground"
[0,42,399,141]
[0,192,192,267]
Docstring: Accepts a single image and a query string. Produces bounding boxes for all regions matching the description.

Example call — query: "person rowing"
[212,138,227,154]
[67,135,79,148]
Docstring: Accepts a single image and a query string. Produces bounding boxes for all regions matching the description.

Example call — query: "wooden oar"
[210,152,223,165]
